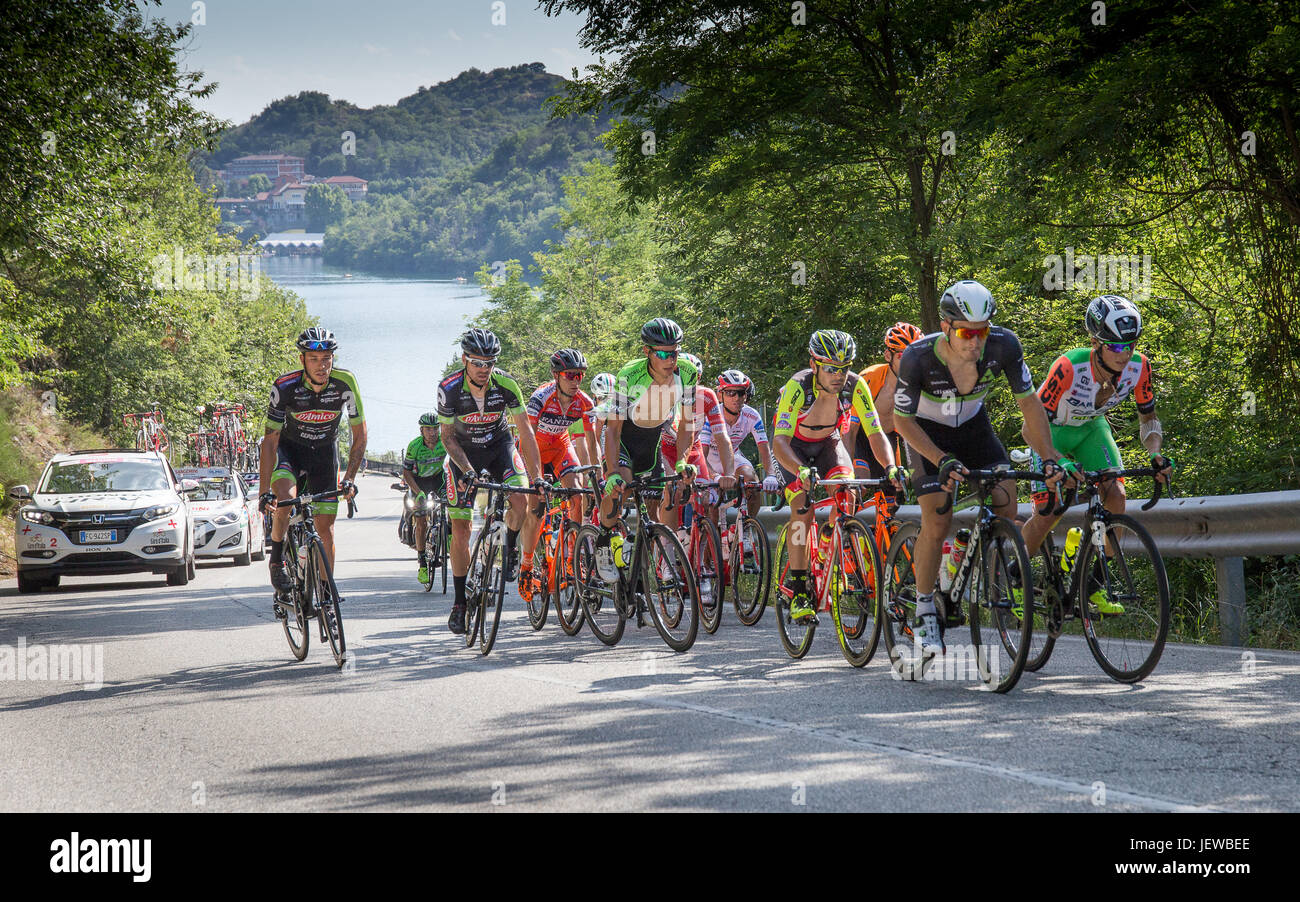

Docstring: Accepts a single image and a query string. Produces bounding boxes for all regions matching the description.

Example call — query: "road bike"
[773,469,884,663]
[210,403,250,470]
[717,480,774,627]
[571,472,700,652]
[188,431,219,467]
[1021,464,1172,682]
[461,474,545,656]
[124,406,171,462]
[522,465,600,631]
[881,466,1047,693]
[271,488,356,668]
[682,479,725,634]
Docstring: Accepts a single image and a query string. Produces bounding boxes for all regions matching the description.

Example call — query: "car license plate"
[79,529,118,543]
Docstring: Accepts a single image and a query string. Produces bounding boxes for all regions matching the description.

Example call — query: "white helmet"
[590,372,616,402]
[939,280,996,323]
[1085,295,1143,343]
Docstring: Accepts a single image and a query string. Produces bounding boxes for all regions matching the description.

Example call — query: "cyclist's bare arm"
[866,430,897,470]
[343,420,367,490]
[440,423,475,479]
[511,410,544,483]
[1016,394,1067,488]
[603,415,626,478]
[259,428,280,497]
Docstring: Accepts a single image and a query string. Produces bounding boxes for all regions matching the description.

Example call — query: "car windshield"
[38,460,170,494]
[190,478,236,501]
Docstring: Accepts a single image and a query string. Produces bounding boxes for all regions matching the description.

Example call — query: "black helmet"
[641,317,684,347]
[808,329,856,365]
[550,348,587,372]
[297,326,337,352]
[418,412,437,427]
[461,328,501,358]
[1085,295,1143,343]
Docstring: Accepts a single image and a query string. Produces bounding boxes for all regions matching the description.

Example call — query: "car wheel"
[17,571,48,594]
[187,553,196,580]
[234,532,252,567]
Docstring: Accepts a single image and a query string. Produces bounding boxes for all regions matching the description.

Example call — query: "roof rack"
[70,448,150,455]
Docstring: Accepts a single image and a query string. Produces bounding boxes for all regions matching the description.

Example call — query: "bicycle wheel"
[730,516,771,626]
[773,524,816,659]
[831,515,883,667]
[880,520,930,680]
[421,513,436,594]
[692,517,724,634]
[308,538,346,667]
[967,517,1034,693]
[553,520,586,635]
[643,523,699,652]
[437,508,449,594]
[574,524,623,645]
[1022,534,1063,672]
[278,532,310,660]
[1079,514,1170,683]
[525,520,551,630]
[465,525,492,649]
[479,526,507,656]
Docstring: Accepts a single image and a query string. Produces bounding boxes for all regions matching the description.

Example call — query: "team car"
[177,467,265,566]
[8,449,197,593]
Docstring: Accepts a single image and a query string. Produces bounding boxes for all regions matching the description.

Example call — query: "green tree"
[246,173,272,196]
[306,183,350,231]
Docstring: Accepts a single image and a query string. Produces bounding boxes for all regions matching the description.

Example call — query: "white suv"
[8,449,197,593]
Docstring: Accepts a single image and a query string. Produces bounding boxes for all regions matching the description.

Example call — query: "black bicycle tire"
[1023,534,1061,672]
[731,516,771,626]
[554,521,586,636]
[693,516,725,634]
[465,525,491,649]
[644,523,699,652]
[280,530,310,661]
[525,522,551,630]
[575,524,624,645]
[831,516,883,667]
[1080,513,1170,683]
[967,517,1033,693]
[880,520,929,681]
[309,537,346,667]
[773,523,817,659]
[480,526,506,656]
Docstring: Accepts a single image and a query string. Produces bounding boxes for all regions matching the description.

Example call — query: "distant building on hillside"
[257,232,325,256]
[321,175,368,201]
[225,153,306,183]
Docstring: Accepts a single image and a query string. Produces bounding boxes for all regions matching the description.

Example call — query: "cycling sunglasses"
[465,356,496,369]
[720,388,747,397]
[949,325,990,340]
[650,348,679,360]
[558,370,586,380]
[814,360,852,373]
[1102,341,1136,354]
[301,341,334,351]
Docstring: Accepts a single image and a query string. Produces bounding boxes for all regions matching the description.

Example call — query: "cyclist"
[518,349,599,604]
[259,327,367,597]
[660,352,735,532]
[1017,295,1173,614]
[401,412,448,586]
[844,322,923,481]
[892,280,1071,653]
[439,328,543,635]
[594,318,700,580]
[772,329,906,623]
[703,369,781,515]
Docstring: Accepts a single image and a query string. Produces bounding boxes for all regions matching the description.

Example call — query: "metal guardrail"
[363,458,403,477]
[755,490,1300,647]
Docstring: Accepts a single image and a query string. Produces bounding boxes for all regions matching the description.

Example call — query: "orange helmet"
[883,322,923,354]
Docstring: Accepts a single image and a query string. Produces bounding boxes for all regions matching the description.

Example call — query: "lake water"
[261,256,490,456]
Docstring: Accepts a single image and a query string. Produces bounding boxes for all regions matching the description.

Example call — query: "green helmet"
[418,412,437,428]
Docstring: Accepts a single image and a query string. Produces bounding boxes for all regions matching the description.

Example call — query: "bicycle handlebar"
[935,468,1048,516]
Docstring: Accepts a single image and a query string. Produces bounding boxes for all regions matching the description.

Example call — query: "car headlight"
[212,511,239,525]
[20,507,55,525]
[144,502,180,521]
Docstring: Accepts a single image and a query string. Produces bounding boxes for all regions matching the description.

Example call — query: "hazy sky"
[148,0,601,125]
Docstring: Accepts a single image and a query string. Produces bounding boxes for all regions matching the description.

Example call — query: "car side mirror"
[7,485,32,501]
[181,478,200,493]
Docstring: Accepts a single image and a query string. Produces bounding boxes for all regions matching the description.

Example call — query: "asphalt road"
[2,471,1296,812]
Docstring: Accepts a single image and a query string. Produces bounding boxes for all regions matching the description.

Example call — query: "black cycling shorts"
[777,431,854,502]
[445,440,527,516]
[905,408,1009,496]
[272,439,339,502]
[616,420,666,497]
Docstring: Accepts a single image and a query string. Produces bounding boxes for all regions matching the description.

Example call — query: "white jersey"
[702,404,767,473]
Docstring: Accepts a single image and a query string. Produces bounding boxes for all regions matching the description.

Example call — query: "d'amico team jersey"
[894,328,1036,427]
[773,369,882,442]
[526,381,596,450]
[266,368,365,449]
[1038,347,1155,428]
[437,368,526,447]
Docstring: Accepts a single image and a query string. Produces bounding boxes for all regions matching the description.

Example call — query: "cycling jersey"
[773,369,882,442]
[526,381,596,449]
[610,357,699,429]
[1038,347,1155,428]
[402,435,446,478]
[845,362,903,477]
[437,368,526,448]
[893,328,1036,427]
[661,384,723,455]
[265,368,364,449]
[702,403,768,474]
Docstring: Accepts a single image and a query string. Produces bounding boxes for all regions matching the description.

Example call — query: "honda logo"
[93,514,105,524]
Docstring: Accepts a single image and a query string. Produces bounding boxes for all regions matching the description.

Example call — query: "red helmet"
[716,369,753,402]
[883,322,923,354]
